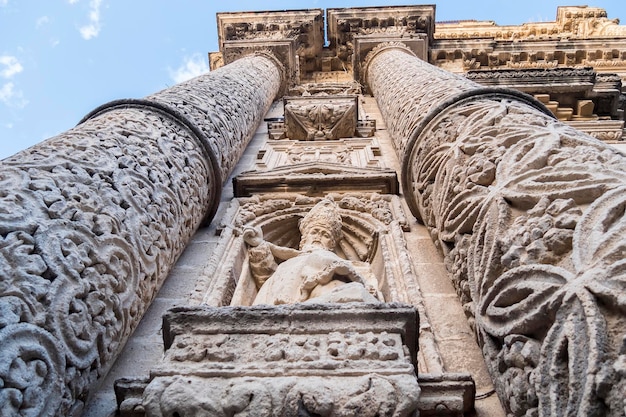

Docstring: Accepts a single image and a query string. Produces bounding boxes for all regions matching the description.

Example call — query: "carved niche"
[114,194,426,416]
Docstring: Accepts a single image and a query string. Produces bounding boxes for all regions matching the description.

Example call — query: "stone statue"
[248,199,380,305]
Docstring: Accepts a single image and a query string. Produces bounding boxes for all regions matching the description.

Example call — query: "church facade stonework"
[1,5,625,417]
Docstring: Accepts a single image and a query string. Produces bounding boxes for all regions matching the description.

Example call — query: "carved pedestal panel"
[284,96,358,140]
[118,304,421,417]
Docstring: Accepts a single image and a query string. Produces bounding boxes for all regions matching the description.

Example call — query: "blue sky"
[0,1,624,159]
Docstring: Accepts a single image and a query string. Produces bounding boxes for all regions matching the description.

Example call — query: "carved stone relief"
[365,41,626,416]
[196,194,411,308]
[120,304,421,417]
[284,96,358,140]
[257,137,383,168]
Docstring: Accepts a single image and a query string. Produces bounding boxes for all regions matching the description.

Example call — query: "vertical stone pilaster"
[365,43,626,416]
[0,53,282,416]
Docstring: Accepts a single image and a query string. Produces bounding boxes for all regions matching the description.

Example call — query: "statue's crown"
[299,198,343,241]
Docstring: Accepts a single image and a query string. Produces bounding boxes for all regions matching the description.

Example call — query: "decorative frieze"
[365,40,626,417]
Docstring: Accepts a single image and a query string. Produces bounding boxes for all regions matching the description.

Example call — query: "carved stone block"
[135,303,421,417]
[256,137,384,169]
[284,96,358,140]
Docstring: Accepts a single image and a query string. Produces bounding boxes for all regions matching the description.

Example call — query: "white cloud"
[0,0,8,7]
[36,16,50,29]
[0,56,23,79]
[168,54,209,84]
[68,0,79,4]
[78,0,103,40]
[0,82,28,109]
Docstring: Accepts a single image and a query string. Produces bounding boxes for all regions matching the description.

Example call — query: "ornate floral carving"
[284,96,358,140]
[367,44,626,416]
[0,53,281,416]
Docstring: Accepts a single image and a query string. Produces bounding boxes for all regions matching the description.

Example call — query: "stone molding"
[233,162,399,197]
[0,53,282,416]
[367,45,626,416]
[465,67,596,91]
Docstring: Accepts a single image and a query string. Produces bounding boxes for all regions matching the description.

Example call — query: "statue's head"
[299,198,343,251]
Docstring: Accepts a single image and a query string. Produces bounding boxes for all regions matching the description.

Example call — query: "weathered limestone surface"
[366,42,626,416]
[0,53,281,416]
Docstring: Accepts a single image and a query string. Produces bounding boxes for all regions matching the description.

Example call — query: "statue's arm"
[268,243,300,261]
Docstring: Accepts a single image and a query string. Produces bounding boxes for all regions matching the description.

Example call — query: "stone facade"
[1,4,625,417]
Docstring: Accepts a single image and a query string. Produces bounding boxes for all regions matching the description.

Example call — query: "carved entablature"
[210,9,324,82]
[326,5,435,73]
[465,67,625,139]
[216,9,324,59]
[284,95,358,140]
[432,6,626,84]
[435,6,626,41]
[557,6,626,38]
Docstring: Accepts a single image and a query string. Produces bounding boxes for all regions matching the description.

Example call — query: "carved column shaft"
[0,53,282,416]
[366,44,626,416]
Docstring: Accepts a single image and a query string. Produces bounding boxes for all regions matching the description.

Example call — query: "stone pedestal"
[117,303,421,417]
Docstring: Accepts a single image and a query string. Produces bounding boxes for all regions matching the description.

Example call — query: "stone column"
[0,53,282,416]
[365,42,626,417]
